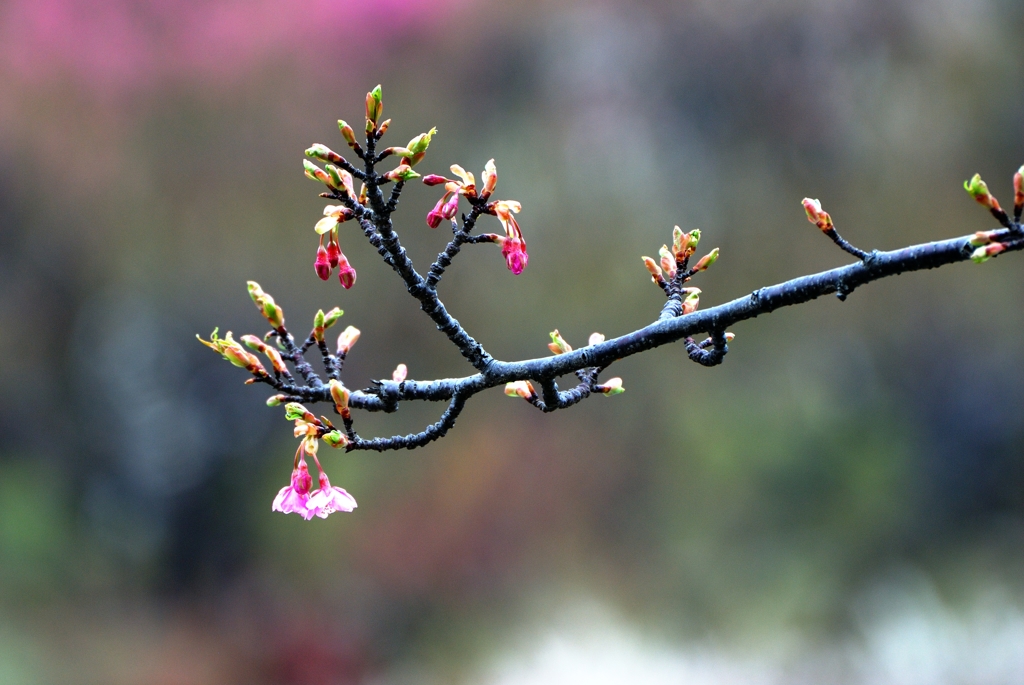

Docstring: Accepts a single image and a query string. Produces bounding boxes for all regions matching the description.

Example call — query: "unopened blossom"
[642,256,665,284]
[480,159,497,199]
[548,329,572,355]
[1014,166,1024,214]
[802,198,833,231]
[588,332,605,346]
[314,243,331,280]
[693,248,720,272]
[971,242,1006,264]
[504,380,536,399]
[336,326,361,355]
[964,174,1002,212]
[337,252,356,289]
[272,449,315,519]
[491,200,528,274]
[392,363,408,383]
[658,245,677,280]
[682,288,701,315]
[596,377,624,396]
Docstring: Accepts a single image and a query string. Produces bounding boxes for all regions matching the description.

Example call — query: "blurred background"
[1,0,1023,682]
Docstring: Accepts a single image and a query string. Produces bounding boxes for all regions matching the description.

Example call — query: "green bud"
[407,127,437,154]
[284,403,308,421]
[323,307,344,328]
[247,281,265,304]
[365,85,383,124]
[303,159,329,184]
[338,120,357,147]
[322,430,349,449]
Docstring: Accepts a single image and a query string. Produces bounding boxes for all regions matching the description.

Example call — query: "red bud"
[314,245,332,281]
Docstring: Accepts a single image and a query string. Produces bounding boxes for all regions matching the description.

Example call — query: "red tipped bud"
[376,118,391,136]
[392,363,408,383]
[802,198,833,231]
[314,245,332,280]
[971,242,1006,264]
[693,247,719,272]
[423,174,451,186]
[548,329,572,355]
[337,252,357,289]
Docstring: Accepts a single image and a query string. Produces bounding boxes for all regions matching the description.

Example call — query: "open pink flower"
[307,471,358,518]
[272,449,315,519]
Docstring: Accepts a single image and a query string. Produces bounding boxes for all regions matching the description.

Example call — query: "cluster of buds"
[963,168,1024,262]
[384,127,437,168]
[196,328,269,378]
[642,226,716,290]
[311,307,344,343]
[304,157,359,288]
[273,403,355,519]
[425,160,528,275]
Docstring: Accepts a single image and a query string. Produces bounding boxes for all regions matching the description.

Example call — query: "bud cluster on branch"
[197,85,1024,518]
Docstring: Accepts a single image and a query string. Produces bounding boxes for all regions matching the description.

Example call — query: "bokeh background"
[2,0,1024,682]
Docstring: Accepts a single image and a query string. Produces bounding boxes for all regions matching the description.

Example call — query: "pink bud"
[337,252,357,289]
[440,192,460,220]
[326,238,341,268]
[502,236,529,275]
[392,363,408,383]
[426,194,447,228]
[423,174,450,186]
[314,244,332,281]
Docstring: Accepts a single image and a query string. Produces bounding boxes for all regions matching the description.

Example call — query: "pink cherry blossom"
[307,472,357,518]
[272,451,315,519]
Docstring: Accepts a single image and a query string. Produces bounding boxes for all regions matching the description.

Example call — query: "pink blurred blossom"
[0,0,467,90]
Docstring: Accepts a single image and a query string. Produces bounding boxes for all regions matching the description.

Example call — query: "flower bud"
[658,245,677,280]
[504,380,536,399]
[377,118,391,136]
[683,229,701,257]
[423,174,450,186]
[964,173,1002,212]
[313,309,326,342]
[643,256,665,283]
[366,85,383,124]
[337,252,357,289]
[596,377,624,396]
[336,326,361,355]
[392,363,408,383]
[481,158,498,199]
[671,226,686,258]
[338,120,358,148]
[326,238,341,267]
[725,332,736,342]
[383,164,421,182]
[314,245,332,280]
[329,379,350,412]
[969,230,999,247]
[548,329,572,355]
[247,281,265,304]
[322,430,349,449]
[306,144,345,166]
[284,403,309,421]
[266,394,287,407]
[441,192,460,220]
[326,165,355,196]
[693,247,720,272]
[802,198,833,231]
[588,332,605,346]
[303,159,331,185]
[971,242,1006,263]
[323,307,344,329]
[501,236,528,275]
[682,288,701,315]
